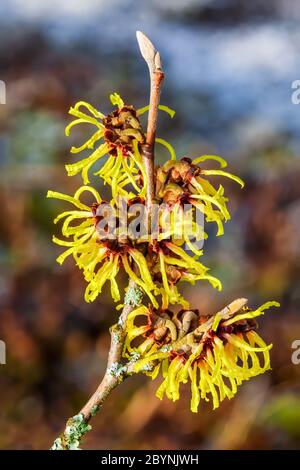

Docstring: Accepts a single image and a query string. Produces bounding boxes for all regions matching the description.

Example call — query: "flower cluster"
[124,300,279,411]
[49,92,242,309]
[156,156,244,237]
[63,94,175,200]
[48,91,279,413]
[47,187,158,304]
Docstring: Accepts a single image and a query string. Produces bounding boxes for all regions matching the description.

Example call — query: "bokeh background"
[0,0,300,450]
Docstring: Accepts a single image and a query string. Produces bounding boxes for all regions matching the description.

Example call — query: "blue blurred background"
[0,0,300,449]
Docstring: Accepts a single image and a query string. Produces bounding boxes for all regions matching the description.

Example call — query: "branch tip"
[154,51,162,71]
[136,30,157,71]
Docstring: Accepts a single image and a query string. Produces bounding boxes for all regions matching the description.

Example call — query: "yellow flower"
[124,305,179,359]
[47,186,158,305]
[64,94,147,199]
[126,300,279,412]
[156,195,206,257]
[156,156,244,237]
[65,93,176,200]
[149,240,222,308]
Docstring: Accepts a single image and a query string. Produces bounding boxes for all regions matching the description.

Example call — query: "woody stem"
[51,32,164,450]
[137,30,164,210]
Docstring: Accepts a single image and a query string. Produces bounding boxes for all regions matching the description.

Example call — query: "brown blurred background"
[0,0,300,450]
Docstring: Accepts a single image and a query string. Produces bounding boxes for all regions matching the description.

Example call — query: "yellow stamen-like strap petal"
[193,155,228,168]
[201,169,245,188]
[155,138,176,160]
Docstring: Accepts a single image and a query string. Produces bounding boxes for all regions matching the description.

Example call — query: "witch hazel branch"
[49,32,279,450]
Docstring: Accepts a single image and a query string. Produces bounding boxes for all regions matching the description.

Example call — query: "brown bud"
[103,105,145,156]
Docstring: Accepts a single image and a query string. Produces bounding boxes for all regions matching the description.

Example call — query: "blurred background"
[0,0,300,450]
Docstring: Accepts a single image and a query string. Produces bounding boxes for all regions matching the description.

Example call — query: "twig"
[51,32,164,450]
[136,31,164,208]
[80,279,143,421]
